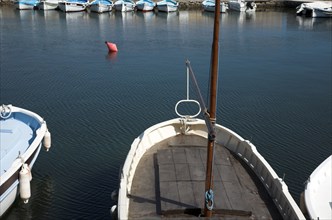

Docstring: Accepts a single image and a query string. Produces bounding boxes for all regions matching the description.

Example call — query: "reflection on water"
[296,16,332,30]
[106,51,118,61]
[38,9,61,21]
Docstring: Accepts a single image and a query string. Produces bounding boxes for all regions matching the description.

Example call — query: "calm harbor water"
[1,5,331,219]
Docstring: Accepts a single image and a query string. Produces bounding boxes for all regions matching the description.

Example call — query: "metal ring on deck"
[0,104,12,119]
[175,99,201,118]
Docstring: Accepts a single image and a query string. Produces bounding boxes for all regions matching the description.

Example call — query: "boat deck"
[128,136,282,219]
[0,118,33,175]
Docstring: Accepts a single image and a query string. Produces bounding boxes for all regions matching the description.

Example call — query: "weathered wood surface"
[128,137,281,219]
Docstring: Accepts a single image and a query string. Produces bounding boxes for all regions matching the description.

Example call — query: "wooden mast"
[204,0,220,217]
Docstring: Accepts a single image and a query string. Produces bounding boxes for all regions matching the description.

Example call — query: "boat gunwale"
[0,105,47,185]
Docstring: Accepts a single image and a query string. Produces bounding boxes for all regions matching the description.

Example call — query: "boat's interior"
[127,134,282,219]
[0,112,38,175]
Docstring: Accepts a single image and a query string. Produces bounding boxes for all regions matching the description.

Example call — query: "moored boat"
[228,0,256,12]
[0,104,51,217]
[114,0,135,12]
[296,1,332,18]
[15,0,39,10]
[202,0,228,13]
[58,0,88,12]
[89,0,113,13]
[156,0,178,12]
[301,155,332,219]
[135,0,156,11]
[111,0,305,219]
[38,0,59,10]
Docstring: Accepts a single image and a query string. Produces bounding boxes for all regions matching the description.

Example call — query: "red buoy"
[105,41,118,52]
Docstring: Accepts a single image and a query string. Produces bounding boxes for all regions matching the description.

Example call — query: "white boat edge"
[302,155,332,219]
[0,104,51,217]
[296,1,332,18]
[115,118,306,220]
[58,1,87,12]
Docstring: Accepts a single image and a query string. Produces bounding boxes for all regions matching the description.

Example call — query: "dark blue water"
[1,6,331,219]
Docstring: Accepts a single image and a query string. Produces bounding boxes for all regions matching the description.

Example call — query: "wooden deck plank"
[128,137,282,219]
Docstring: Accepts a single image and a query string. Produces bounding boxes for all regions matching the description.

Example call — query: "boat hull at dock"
[115,118,305,219]
[58,0,87,12]
[89,0,113,13]
[114,0,135,12]
[38,0,59,10]
[0,104,51,217]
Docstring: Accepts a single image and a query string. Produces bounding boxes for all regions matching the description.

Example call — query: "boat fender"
[110,205,117,220]
[105,41,118,52]
[19,164,31,204]
[43,129,51,151]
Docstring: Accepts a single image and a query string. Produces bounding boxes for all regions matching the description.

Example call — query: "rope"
[205,189,214,211]
[0,104,12,119]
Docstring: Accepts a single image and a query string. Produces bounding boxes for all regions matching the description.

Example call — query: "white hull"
[0,105,50,217]
[296,1,332,18]
[203,5,227,13]
[90,3,112,12]
[228,0,256,12]
[136,3,155,11]
[156,4,177,12]
[0,145,41,217]
[313,8,332,17]
[202,2,228,13]
[302,155,332,219]
[116,118,306,219]
[15,3,36,9]
[38,0,59,10]
[114,2,135,11]
[58,1,87,12]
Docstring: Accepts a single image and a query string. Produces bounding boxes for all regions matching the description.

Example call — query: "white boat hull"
[38,0,59,10]
[58,1,87,12]
[15,2,36,9]
[157,4,177,12]
[302,155,332,219]
[313,8,332,17]
[0,105,50,217]
[114,2,135,11]
[296,1,332,18]
[136,3,155,11]
[228,0,256,12]
[0,144,42,217]
[90,3,112,12]
[202,2,228,13]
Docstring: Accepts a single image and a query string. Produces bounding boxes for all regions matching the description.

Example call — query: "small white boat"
[89,0,113,13]
[202,0,228,13]
[58,0,88,12]
[296,1,332,18]
[114,0,135,12]
[15,0,39,10]
[38,0,59,10]
[136,0,156,11]
[228,0,256,12]
[301,155,332,219]
[156,0,178,12]
[0,104,51,217]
